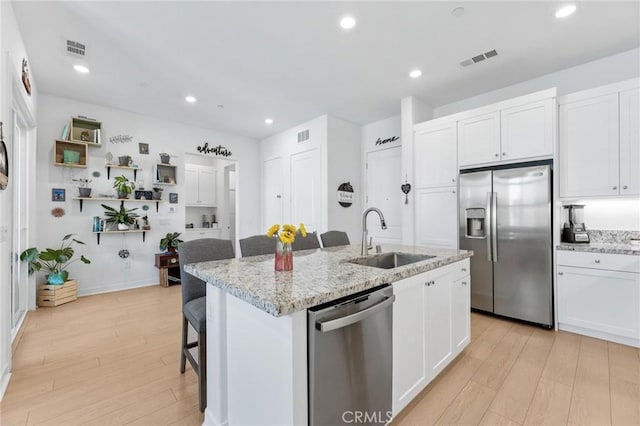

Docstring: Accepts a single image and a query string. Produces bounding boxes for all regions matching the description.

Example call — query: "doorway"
[365,147,402,244]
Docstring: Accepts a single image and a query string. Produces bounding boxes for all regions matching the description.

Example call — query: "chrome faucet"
[361,207,387,256]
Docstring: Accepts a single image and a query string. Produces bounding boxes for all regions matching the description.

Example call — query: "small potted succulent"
[113,175,135,199]
[102,204,139,230]
[159,153,170,164]
[152,187,163,200]
[72,178,92,197]
[160,232,183,253]
[20,234,91,285]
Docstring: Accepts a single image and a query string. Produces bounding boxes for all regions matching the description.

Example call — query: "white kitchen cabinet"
[559,93,619,197]
[557,251,640,348]
[619,88,640,196]
[500,98,554,161]
[392,260,471,416]
[182,227,222,242]
[413,121,457,188]
[185,164,217,206]
[457,112,501,167]
[415,187,458,249]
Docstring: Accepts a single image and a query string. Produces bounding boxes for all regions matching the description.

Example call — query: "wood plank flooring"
[396,313,640,426]
[1,285,203,426]
[2,286,639,425]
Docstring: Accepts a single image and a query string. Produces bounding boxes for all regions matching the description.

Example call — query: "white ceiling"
[13,1,640,140]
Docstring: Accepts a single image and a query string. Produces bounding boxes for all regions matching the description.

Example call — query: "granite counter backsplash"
[587,229,640,244]
[558,229,640,256]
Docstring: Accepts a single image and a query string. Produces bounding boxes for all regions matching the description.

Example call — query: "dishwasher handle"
[316,295,395,333]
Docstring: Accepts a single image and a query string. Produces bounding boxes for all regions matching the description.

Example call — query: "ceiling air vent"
[460,49,498,67]
[67,40,86,57]
[297,129,310,143]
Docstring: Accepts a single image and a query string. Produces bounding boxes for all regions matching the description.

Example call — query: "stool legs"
[180,316,187,374]
[198,330,207,412]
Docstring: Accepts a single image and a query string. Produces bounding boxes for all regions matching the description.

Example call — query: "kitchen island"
[185,244,472,426]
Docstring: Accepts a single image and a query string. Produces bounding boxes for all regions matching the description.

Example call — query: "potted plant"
[113,175,135,199]
[72,178,92,197]
[159,153,170,164]
[141,215,150,230]
[102,204,139,230]
[20,234,91,285]
[160,232,183,253]
[152,187,163,200]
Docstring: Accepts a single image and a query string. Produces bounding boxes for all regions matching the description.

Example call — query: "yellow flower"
[299,223,307,237]
[282,224,297,234]
[280,230,295,244]
[266,224,280,238]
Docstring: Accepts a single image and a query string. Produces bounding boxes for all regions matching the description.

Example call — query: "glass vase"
[275,240,293,271]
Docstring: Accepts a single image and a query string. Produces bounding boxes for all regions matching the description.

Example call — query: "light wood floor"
[1,285,204,426]
[396,313,640,426]
[2,287,639,426]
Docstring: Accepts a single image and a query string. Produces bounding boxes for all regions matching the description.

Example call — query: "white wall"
[434,48,640,117]
[36,94,260,296]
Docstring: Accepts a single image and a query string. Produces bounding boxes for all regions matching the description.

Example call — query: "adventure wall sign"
[197,142,232,157]
[375,136,399,146]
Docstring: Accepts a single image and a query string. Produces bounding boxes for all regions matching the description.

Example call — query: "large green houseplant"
[160,232,183,253]
[102,204,139,230]
[113,175,135,199]
[20,234,91,285]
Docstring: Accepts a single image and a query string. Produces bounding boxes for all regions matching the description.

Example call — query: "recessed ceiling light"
[340,16,356,30]
[555,4,576,18]
[73,64,89,74]
[409,69,423,78]
[451,7,465,17]
[185,96,197,103]
[265,118,274,125]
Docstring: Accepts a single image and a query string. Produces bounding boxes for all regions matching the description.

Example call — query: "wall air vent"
[67,40,86,57]
[460,49,498,67]
[297,129,310,143]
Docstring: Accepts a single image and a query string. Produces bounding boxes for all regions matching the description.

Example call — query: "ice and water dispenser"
[465,208,486,238]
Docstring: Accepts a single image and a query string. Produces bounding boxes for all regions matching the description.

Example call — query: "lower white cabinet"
[182,228,221,242]
[557,252,640,348]
[392,259,470,416]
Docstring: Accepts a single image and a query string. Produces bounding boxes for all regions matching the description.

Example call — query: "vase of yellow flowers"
[267,223,307,271]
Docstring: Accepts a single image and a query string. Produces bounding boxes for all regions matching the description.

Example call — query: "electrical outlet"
[168,206,176,213]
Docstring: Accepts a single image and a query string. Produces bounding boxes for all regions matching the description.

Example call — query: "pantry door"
[365,147,402,244]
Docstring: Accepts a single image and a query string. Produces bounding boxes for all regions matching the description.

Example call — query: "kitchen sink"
[347,252,436,269]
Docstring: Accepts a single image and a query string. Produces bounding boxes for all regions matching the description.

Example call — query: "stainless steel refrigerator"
[459,162,553,327]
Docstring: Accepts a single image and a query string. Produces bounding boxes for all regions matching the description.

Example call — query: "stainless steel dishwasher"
[308,284,395,426]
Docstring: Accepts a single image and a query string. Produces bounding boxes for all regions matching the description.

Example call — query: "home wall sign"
[0,123,7,190]
[197,142,232,157]
[109,134,133,144]
[337,182,354,207]
[374,136,399,146]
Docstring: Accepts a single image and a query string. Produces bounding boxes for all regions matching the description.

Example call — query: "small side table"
[155,252,181,288]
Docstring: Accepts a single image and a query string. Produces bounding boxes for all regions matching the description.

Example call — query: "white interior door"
[11,110,28,330]
[263,157,284,229]
[366,147,402,244]
[290,149,320,231]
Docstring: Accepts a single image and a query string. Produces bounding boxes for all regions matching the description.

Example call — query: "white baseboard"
[559,323,640,348]
[204,408,228,426]
[77,280,159,297]
[0,369,11,401]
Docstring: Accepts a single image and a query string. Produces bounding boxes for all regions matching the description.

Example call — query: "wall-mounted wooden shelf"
[70,116,102,147]
[73,197,161,212]
[93,229,147,245]
[54,139,88,168]
[105,164,141,180]
[155,163,177,185]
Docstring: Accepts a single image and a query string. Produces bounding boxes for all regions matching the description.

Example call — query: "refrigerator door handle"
[492,192,498,262]
[486,192,492,262]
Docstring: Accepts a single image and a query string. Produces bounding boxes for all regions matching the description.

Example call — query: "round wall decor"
[337,182,354,208]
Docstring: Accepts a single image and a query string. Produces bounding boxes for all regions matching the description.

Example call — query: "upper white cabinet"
[185,164,217,206]
[414,187,458,249]
[501,98,554,161]
[457,112,501,167]
[559,79,639,198]
[414,121,457,188]
[619,88,640,196]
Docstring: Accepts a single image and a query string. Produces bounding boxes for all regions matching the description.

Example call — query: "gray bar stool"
[292,231,321,251]
[239,235,277,257]
[320,231,350,247]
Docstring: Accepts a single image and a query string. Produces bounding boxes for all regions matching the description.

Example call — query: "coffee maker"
[562,204,590,243]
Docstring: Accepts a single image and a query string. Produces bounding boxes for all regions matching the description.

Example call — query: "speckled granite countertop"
[556,243,640,256]
[184,244,473,317]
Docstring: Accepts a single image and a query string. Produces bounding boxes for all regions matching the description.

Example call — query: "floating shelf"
[70,116,102,147]
[93,229,147,245]
[155,163,178,185]
[54,139,88,168]
[73,197,161,213]
[105,164,141,180]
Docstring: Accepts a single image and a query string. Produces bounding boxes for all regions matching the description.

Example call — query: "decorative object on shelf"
[197,142,232,157]
[401,175,411,205]
[159,232,183,253]
[0,122,7,190]
[152,187,163,200]
[102,203,139,231]
[63,150,80,164]
[135,190,153,200]
[60,124,70,140]
[337,182,354,208]
[118,249,130,259]
[92,170,101,178]
[159,153,171,164]
[267,223,307,271]
[169,193,178,204]
[109,134,133,144]
[141,214,150,229]
[72,178,92,197]
[80,130,90,142]
[21,58,32,95]
[118,155,132,166]
[20,233,91,285]
[51,207,65,218]
[52,188,66,202]
[139,143,149,154]
[113,175,135,199]
[105,152,114,164]
[374,135,400,146]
